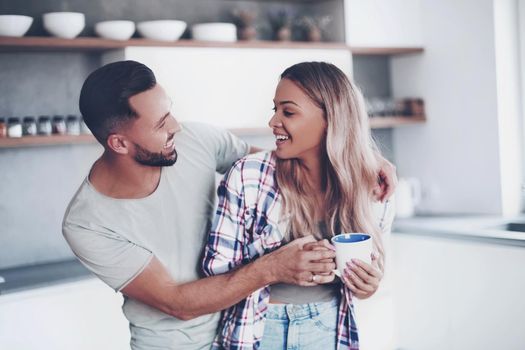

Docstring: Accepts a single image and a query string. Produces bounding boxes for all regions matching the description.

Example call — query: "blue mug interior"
[332,234,370,243]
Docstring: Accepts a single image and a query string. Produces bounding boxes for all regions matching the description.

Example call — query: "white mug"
[331,233,372,277]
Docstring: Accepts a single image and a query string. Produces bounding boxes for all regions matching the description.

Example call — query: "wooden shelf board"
[369,115,427,129]
[0,36,350,52]
[0,118,426,148]
[350,47,424,55]
[0,37,423,55]
[0,134,96,148]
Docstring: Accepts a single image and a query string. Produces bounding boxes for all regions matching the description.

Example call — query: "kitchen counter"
[0,259,93,295]
[393,214,525,246]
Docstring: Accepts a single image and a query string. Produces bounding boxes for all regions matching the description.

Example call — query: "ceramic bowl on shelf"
[94,20,135,41]
[0,15,33,37]
[192,23,237,42]
[136,20,186,41]
[42,12,85,39]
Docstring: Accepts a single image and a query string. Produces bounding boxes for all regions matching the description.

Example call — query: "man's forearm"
[169,254,274,320]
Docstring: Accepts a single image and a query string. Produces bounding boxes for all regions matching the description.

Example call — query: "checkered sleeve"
[202,160,247,276]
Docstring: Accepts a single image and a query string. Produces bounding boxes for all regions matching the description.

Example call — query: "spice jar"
[66,115,80,135]
[37,116,52,136]
[80,117,92,135]
[52,115,66,135]
[0,118,6,138]
[22,116,37,136]
[7,117,22,138]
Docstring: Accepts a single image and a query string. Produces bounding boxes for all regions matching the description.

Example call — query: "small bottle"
[66,115,80,135]
[22,116,37,136]
[7,117,22,138]
[52,115,66,135]
[0,117,6,138]
[37,116,52,136]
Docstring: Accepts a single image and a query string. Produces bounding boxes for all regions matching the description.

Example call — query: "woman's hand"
[341,252,383,299]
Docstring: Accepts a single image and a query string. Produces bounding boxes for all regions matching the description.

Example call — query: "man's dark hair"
[79,60,156,145]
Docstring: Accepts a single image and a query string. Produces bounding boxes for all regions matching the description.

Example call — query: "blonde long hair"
[275,62,384,259]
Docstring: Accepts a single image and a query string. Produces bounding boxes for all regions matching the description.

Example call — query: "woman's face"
[269,78,327,162]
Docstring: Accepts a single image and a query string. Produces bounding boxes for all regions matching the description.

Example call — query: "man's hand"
[373,155,398,202]
[262,236,336,286]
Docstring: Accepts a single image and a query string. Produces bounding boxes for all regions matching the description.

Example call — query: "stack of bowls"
[136,20,187,41]
[43,12,85,39]
[192,23,237,42]
[0,15,33,37]
[94,20,135,41]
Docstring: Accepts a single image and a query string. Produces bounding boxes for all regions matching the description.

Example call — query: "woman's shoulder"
[230,151,276,176]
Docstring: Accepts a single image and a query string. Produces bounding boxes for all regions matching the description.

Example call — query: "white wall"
[390,0,505,214]
[494,0,523,215]
[104,47,352,129]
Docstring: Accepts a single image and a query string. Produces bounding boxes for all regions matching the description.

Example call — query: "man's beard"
[133,142,178,167]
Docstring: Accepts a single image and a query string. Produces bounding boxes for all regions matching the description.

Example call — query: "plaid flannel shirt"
[202,151,393,350]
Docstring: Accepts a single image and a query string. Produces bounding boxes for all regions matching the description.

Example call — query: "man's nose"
[169,115,182,134]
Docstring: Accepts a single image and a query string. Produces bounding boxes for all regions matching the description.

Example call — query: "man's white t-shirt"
[63,123,249,349]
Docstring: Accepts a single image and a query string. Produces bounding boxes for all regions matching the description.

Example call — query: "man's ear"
[106,134,130,155]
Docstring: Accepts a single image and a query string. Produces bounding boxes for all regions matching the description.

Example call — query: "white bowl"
[95,20,135,41]
[0,15,33,37]
[192,23,237,42]
[43,12,85,39]
[137,20,186,41]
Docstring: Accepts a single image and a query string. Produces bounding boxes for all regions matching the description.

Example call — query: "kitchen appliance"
[395,177,421,218]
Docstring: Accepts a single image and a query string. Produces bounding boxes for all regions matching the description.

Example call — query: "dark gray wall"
[0,0,344,41]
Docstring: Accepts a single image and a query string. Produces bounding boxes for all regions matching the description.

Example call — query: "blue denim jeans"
[259,298,338,350]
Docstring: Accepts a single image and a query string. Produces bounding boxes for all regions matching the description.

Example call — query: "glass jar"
[22,116,37,136]
[0,118,6,138]
[52,115,66,135]
[37,116,52,136]
[66,115,80,135]
[80,117,92,135]
[7,117,22,138]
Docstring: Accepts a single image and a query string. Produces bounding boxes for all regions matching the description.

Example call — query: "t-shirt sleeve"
[63,221,153,292]
[190,123,250,174]
[373,197,396,235]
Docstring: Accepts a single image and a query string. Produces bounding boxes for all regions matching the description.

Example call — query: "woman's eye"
[283,110,293,117]
[272,106,277,112]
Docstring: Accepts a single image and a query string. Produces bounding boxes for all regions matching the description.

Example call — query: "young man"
[63,61,396,349]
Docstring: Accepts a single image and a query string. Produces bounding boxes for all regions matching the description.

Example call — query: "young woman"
[202,62,394,350]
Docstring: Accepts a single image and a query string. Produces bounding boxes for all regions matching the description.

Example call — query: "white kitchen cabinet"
[102,47,352,130]
[390,232,525,350]
[0,278,129,350]
[345,0,423,48]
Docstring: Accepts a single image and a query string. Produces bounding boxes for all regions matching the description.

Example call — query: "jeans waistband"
[265,298,339,321]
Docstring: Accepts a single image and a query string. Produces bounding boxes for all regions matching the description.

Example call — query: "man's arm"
[121,236,335,320]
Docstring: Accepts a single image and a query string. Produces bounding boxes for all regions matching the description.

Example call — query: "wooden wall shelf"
[369,115,427,129]
[0,36,424,56]
[0,117,426,148]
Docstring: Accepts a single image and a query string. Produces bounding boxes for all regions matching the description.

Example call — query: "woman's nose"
[268,114,282,129]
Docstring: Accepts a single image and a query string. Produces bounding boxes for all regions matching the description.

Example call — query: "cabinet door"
[390,233,525,350]
[0,278,129,350]
[103,47,352,129]
[345,0,423,47]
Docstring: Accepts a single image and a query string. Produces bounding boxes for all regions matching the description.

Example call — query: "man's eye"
[158,123,165,129]
[272,106,277,112]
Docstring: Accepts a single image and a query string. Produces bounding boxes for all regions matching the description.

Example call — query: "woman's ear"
[106,134,129,155]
